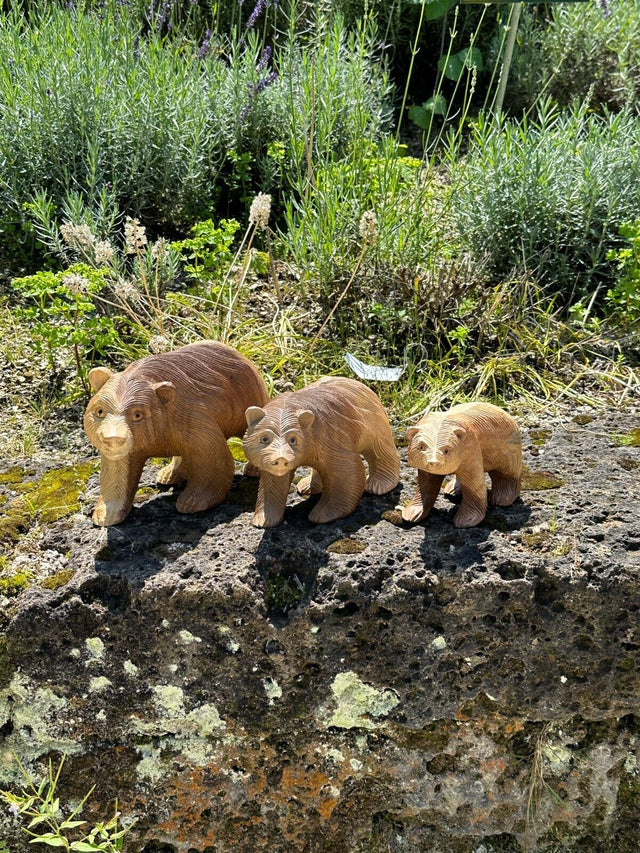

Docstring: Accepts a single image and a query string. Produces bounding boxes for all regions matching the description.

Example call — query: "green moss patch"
[0,570,33,596]
[227,437,248,463]
[521,465,565,491]
[613,427,640,447]
[0,466,36,486]
[529,428,552,446]
[327,538,367,555]
[40,568,75,590]
[265,574,305,615]
[0,462,97,543]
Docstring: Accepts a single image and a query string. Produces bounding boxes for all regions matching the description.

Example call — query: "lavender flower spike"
[246,0,266,29]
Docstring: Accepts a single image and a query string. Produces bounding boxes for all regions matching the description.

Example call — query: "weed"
[1,755,133,852]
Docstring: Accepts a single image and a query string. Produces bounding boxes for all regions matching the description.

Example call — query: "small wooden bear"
[402,402,522,528]
[243,377,400,527]
[84,341,268,526]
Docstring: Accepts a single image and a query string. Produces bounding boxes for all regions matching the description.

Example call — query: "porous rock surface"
[1,408,639,853]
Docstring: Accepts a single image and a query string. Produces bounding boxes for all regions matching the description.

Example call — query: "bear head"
[406,414,467,475]
[84,366,176,460]
[243,405,315,476]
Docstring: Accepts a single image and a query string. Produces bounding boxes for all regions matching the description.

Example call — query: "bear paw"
[92,499,130,527]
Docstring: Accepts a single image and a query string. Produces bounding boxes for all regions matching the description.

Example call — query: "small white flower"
[62,273,89,295]
[151,238,167,261]
[7,803,21,818]
[124,217,147,254]
[358,210,378,245]
[113,277,142,305]
[60,222,96,251]
[148,334,170,354]
[249,193,271,230]
[94,240,114,265]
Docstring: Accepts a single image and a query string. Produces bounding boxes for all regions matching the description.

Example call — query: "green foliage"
[11,264,120,387]
[606,221,640,323]
[1,755,133,852]
[449,101,640,303]
[506,1,640,114]
[171,219,241,292]
[0,2,393,264]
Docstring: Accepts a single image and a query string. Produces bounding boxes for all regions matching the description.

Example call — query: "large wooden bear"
[243,377,400,527]
[402,402,522,528]
[84,341,268,526]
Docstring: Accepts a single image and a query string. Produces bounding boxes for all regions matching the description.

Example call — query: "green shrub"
[505,0,640,114]
[606,221,640,325]
[449,101,640,305]
[0,3,393,264]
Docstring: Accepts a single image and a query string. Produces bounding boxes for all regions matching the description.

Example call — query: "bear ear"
[153,381,176,405]
[88,367,113,392]
[406,426,419,443]
[297,410,315,430]
[246,406,266,429]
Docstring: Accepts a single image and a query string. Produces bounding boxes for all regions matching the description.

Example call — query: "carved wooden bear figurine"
[402,402,521,528]
[84,341,268,526]
[243,377,400,527]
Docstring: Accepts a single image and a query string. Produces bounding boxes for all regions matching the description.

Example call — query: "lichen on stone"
[263,677,283,704]
[325,671,400,730]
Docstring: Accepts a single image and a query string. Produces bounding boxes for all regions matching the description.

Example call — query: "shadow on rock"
[416,497,533,575]
[93,473,258,585]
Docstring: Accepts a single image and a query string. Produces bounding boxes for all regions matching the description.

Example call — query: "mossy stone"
[40,568,75,590]
[0,462,97,544]
[521,465,565,491]
[613,427,640,447]
[530,428,552,446]
[327,538,367,555]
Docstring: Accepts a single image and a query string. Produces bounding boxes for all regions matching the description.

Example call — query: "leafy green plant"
[171,219,241,293]
[1,755,133,852]
[11,264,120,392]
[449,100,640,304]
[606,221,640,324]
[506,0,640,115]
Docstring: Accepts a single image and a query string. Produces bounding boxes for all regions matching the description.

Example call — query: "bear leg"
[93,455,145,527]
[363,437,400,495]
[402,471,444,523]
[308,453,366,523]
[157,456,186,485]
[296,469,323,496]
[253,470,294,528]
[453,462,488,528]
[488,470,521,507]
[176,426,235,513]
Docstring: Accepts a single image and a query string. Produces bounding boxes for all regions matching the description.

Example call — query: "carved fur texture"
[84,341,268,526]
[402,402,522,528]
[243,377,400,527]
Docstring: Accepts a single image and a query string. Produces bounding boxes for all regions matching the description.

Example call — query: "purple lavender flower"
[246,0,266,29]
[256,46,272,73]
[198,28,212,60]
[597,0,612,17]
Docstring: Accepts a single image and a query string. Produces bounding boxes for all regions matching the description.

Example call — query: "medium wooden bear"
[243,377,400,527]
[402,402,522,528]
[84,341,268,526]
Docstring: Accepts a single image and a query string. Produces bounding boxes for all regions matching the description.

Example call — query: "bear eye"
[288,436,297,446]
[417,441,427,452]
[442,448,449,456]
[94,408,106,420]
[260,435,270,445]
[131,410,144,422]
